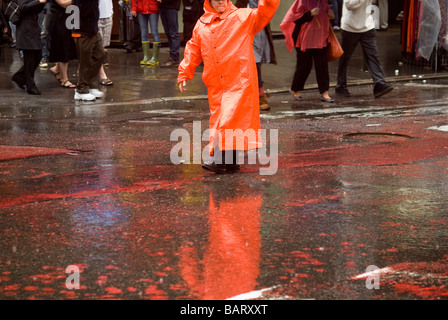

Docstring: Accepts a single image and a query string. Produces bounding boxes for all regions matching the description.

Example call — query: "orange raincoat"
[178,0,279,154]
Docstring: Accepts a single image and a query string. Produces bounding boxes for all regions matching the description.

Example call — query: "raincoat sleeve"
[251,0,280,35]
[178,27,203,84]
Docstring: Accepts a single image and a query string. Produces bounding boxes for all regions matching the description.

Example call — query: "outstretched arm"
[252,0,280,35]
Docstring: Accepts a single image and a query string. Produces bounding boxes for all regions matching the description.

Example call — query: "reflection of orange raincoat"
[177,0,279,154]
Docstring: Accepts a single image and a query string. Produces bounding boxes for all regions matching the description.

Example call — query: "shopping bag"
[327,27,343,62]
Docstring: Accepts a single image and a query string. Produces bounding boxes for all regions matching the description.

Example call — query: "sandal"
[50,68,61,81]
[100,78,113,86]
[60,80,76,88]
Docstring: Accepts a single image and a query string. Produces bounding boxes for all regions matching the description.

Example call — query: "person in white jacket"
[335,0,393,98]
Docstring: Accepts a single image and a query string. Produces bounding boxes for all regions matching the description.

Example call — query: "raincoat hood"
[200,0,238,24]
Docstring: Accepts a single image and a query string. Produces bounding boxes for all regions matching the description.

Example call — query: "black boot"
[202,160,227,174]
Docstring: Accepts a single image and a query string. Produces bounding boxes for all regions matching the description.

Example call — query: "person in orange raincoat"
[177,0,279,174]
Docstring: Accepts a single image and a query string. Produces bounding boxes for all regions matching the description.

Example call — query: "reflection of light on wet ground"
[142,109,192,115]
[428,125,448,132]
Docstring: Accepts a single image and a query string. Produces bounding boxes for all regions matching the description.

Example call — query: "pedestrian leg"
[336,30,360,90]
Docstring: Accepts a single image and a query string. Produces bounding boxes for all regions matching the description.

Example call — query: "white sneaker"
[89,88,104,98]
[74,90,96,101]
[39,60,48,68]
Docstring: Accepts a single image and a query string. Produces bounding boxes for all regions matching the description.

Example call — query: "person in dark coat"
[72,0,105,101]
[59,0,105,101]
[47,0,77,88]
[12,0,47,95]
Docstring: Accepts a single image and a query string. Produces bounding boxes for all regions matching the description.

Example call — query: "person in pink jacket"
[281,0,335,102]
[131,0,161,65]
[178,0,279,174]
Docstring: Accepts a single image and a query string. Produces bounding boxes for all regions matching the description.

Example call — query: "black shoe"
[27,87,41,95]
[335,86,351,97]
[160,58,179,68]
[202,161,227,174]
[374,83,393,98]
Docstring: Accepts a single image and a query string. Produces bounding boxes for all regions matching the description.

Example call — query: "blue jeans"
[137,13,160,43]
[160,8,180,63]
[328,0,341,27]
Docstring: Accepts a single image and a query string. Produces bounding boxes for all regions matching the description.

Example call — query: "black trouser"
[182,4,203,42]
[336,29,386,89]
[126,16,141,49]
[291,46,329,94]
[12,49,42,90]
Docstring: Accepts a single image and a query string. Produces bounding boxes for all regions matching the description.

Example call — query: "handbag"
[327,27,343,62]
[5,0,21,25]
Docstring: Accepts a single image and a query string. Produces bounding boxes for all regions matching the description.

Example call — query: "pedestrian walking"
[65,0,105,101]
[47,0,77,89]
[235,0,277,111]
[280,0,335,102]
[178,0,280,173]
[12,0,47,95]
[38,1,50,68]
[98,0,113,85]
[335,0,393,98]
[159,0,181,67]
[377,0,388,31]
[328,0,341,30]
[131,0,161,66]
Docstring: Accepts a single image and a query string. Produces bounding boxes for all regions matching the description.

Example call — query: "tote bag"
[327,27,343,62]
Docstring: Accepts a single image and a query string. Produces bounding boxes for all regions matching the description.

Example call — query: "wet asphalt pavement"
[1,26,448,302]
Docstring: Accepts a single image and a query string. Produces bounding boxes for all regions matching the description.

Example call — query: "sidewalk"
[0,25,447,112]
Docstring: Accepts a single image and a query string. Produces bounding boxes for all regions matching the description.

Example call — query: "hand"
[311,7,319,16]
[131,11,137,17]
[179,80,187,92]
[39,0,47,3]
[328,9,335,19]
